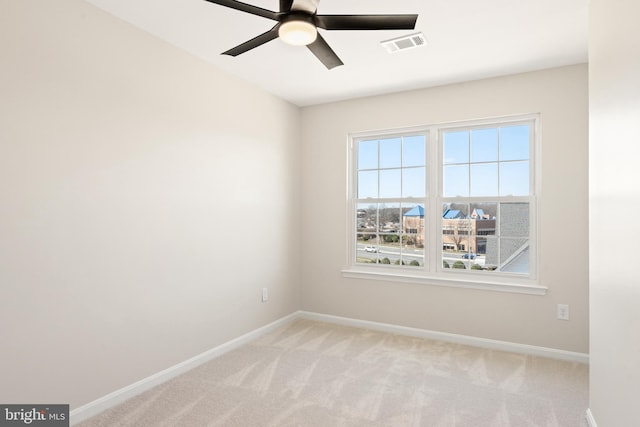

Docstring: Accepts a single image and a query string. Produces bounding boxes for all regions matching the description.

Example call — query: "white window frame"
[343,114,545,295]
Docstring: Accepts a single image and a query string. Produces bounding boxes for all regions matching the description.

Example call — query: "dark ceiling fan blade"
[203,0,278,21]
[279,0,294,12]
[315,14,418,31]
[306,33,344,69]
[222,26,280,56]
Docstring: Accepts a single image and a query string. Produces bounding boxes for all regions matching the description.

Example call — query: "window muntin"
[350,115,537,286]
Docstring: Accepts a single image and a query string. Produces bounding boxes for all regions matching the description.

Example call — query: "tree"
[450,231,465,251]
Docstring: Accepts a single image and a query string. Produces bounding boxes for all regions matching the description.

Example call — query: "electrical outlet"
[557,304,569,320]
[262,287,268,303]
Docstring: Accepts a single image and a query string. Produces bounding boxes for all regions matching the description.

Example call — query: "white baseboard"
[586,408,598,427]
[71,310,588,424]
[70,312,298,425]
[298,311,590,364]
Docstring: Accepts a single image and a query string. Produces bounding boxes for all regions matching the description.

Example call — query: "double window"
[347,115,541,293]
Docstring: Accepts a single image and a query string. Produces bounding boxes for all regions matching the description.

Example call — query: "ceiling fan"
[203,0,418,69]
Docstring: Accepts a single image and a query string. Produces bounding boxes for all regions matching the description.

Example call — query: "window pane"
[356,204,379,265]
[469,203,496,271]
[356,233,379,264]
[499,202,529,237]
[401,203,424,267]
[484,237,530,273]
[375,203,400,265]
[443,131,469,164]
[378,203,401,232]
[401,236,424,266]
[471,128,498,163]
[500,161,529,196]
[442,203,469,262]
[402,204,424,241]
[442,203,470,247]
[402,135,426,167]
[443,165,469,197]
[481,202,530,274]
[379,169,401,198]
[380,138,401,169]
[499,238,529,272]
[358,170,378,198]
[358,139,378,170]
[402,167,425,198]
[500,125,530,161]
[471,203,496,267]
[357,203,377,233]
[470,163,498,197]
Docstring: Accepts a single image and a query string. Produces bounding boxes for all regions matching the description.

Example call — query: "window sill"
[341,267,547,295]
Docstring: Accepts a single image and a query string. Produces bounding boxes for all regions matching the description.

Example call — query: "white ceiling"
[84,0,589,106]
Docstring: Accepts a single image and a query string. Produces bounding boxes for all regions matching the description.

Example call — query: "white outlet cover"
[557,304,569,320]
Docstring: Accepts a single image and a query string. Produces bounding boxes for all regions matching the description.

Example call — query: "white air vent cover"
[381,32,427,54]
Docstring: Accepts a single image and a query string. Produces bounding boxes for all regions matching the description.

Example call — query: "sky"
[357,125,530,199]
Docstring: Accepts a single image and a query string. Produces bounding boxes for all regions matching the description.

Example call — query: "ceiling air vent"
[381,32,427,54]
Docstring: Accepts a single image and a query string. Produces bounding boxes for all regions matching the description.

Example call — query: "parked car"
[462,253,476,259]
[364,246,378,253]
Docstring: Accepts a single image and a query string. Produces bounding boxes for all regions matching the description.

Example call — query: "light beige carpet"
[77,319,588,426]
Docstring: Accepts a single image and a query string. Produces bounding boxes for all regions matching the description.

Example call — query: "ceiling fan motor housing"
[278,13,318,45]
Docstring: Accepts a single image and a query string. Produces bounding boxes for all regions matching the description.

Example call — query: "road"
[357,244,485,267]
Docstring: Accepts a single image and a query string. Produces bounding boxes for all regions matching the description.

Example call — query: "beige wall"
[589,0,640,424]
[300,65,589,353]
[0,0,301,408]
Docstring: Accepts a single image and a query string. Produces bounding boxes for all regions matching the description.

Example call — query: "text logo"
[0,405,68,427]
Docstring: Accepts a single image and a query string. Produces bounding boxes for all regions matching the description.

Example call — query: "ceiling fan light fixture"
[278,19,317,46]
